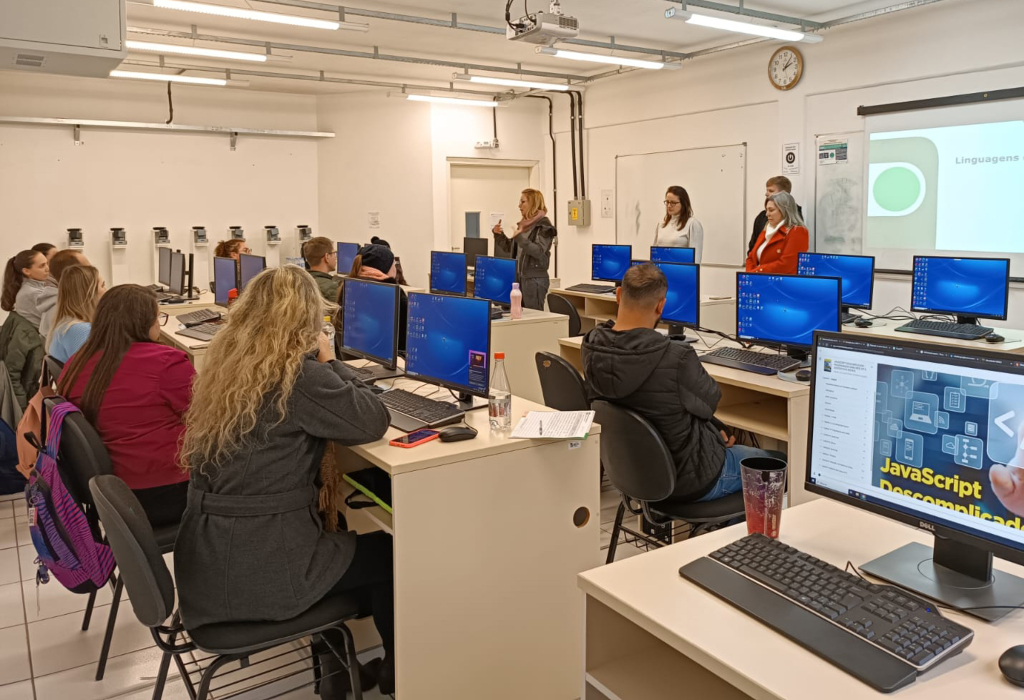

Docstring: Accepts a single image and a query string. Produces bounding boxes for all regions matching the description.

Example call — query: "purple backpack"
[24,402,115,592]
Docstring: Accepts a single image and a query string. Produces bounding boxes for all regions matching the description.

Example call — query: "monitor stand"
[955,315,980,326]
[361,364,405,381]
[785,347,811,367]
[860,536,1024,622]
[455,391,486,412]
[841,305,858,325]
[666,323,698,344]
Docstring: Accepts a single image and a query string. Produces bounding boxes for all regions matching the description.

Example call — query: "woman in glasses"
[655,186,704,263]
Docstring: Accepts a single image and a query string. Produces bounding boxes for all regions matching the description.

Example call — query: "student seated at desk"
[38,249,92,339]
[582,263,781,502]
[341,243,408,352]
[57,285,192,527]
[46,265,105,363]
[175,265,394,697]
[2,250,51,329]
[214,238,251,260]
[303,236,340,301]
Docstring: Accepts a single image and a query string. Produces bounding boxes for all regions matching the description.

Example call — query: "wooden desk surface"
[492,308,567,326]
[579,498,1024,700]
[551,287,735,307]
[842,321,1024,354]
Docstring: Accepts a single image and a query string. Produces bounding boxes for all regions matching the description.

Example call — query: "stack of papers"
[511,410,594,440]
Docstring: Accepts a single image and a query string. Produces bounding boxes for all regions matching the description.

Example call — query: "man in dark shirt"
[747,175,803,256]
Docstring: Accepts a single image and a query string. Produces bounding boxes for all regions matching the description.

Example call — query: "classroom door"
[449,164,532,255]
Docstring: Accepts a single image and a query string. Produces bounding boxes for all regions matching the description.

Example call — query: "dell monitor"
[158,247,172,288]
[239,253,266,291]
[808,331,1024,621]
[473,255,517,306]
[213,256,239,308]
[168,251,186,296]
[464,237,489,269]
[342,278,402,378]
[910,256,1010,324]
[650,246,696,265]
[592,244,632,283]
[337,242,360,275]
[656,262,700,330]
[430,251,468,296]
[405,292,491,402]
[798,253,875,322]
[736,273,842,358]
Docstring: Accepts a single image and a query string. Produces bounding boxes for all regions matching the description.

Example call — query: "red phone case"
[388,432,440,448]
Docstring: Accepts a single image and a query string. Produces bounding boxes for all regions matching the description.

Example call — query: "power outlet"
[475,139,499,149]
[601,189,614,218]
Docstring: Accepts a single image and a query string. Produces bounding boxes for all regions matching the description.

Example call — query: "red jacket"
[745,225,809,275]
[60,343,195,490]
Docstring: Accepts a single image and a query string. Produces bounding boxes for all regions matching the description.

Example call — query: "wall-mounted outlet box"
[567,199,591,227]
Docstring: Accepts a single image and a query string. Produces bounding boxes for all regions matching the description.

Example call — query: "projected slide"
[866,120,1024,254]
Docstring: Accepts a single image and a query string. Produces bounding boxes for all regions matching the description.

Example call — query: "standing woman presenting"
[655,186,704,263]
[492,188,556,310]
[745,191,808,274]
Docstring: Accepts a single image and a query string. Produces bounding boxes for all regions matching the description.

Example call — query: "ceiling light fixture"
[110,69,228,86]
[400,94,500,108]
[453,74,570,92]
[535,46,678,70]
[664,8,823,43]
[143,0,369,32]
[126,40,268,62]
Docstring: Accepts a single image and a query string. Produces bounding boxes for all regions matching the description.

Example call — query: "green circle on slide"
[874,167,921,212]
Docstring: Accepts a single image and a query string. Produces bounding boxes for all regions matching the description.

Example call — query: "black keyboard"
[380,389,464,429]
[349,365,381,381]
[178,308,221,327]
[700,347,800,375]
[177,322,223,342]
[564,283,616,294]
[155,292,181,303]
[680,534,973,692]
[896,320,992,340]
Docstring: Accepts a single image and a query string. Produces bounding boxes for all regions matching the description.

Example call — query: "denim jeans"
[697,445,786,502]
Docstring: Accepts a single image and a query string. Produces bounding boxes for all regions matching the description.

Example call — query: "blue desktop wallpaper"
[473,256,516,305]
[343,279,398,364]
[213,256,237,305]
[239,254,265,291]
[431,252,467,295]
[337,242,360,274]
[797,253,874,308]
[657,262,699,325]
[737,274,841,347]
[912,257,1009,319]
[406,293,490,395]
[592,245,632,282]
[650,247,696,265]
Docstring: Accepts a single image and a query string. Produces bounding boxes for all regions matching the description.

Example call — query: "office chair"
[593,400,745,564]
[88,475,365,700]
[546,294,582,337]
[43,356,64,385]
[534,352,589,412]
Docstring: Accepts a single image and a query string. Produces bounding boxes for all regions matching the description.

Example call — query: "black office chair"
[546,294,582,337]
[535,352,590,412]
[43,355,64,386]
[593,400,746,564]
[89,475,365,700]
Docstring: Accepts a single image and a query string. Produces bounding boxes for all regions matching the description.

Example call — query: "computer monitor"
[239,253,266,291]
[797,253,875,313]
[807,331,1024,621]
[430,251,468,296]
[650,246,696,265]
[168,251,186,296]
[213,256,239,308]
[911,256,1010,324]
[592,245,632,283]
[464,237,489,269]
[473,255,516,306]
[736,273,842,353]
[337,242,360,274]
[405,292,491,400]
[342,278,400,371]
[158,247,172,288]
[656,262,700,328]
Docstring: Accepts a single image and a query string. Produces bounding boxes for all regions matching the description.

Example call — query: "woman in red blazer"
[745,191,809,274]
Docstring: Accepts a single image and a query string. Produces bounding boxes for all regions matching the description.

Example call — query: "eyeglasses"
[664,200,681,206]
[159,312,169,327]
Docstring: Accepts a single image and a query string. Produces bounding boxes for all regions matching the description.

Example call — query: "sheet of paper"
[511,410,595,440]
[489,212,505,231]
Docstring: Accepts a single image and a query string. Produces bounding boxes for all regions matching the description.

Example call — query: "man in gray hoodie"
[38,249,90,339]
[582,263,780,502]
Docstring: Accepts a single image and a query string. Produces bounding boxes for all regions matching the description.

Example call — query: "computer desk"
[333,376,601,699]
[157,303,219,371]
[549,286,737,336]
[579,498,1024,700]
[841,319,1024,354]
[558,332,814,506]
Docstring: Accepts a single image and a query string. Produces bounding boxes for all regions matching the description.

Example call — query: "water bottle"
[322,315,336,361]
[510,283,523,320]
[489,352,512,433]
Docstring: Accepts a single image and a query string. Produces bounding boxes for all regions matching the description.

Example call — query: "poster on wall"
[814,132,864,255]
[783,142,801,175]
[368,211,381,229]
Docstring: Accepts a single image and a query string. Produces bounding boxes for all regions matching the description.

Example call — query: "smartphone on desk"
[389,429,440,448]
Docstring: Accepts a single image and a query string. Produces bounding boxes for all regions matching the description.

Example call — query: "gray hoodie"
[37,279,58,340]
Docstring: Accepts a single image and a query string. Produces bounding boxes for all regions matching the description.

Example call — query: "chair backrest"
[89,475,176,628]
[592,400,676,502]
[42,396,113,507]
[546,294,582,337]
[43,356,64,386]
[534,352,589,412]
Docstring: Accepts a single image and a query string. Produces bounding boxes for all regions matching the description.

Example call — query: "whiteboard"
[814,132,865,255]
[615,144,746,266]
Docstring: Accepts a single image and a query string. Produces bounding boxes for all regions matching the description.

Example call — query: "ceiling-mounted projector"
[507,1,579,44]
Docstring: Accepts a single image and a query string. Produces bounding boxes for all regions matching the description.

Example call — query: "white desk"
[550,287,736,336]
[335,388,601,699]
[491,308,568,404]
[579,498,1024,700]
[842,320,1024,354]
[158,303,216,371]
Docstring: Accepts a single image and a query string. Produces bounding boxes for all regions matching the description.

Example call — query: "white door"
[449,164,532,255]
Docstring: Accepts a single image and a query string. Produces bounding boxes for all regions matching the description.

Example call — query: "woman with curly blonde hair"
[174,265,394,696]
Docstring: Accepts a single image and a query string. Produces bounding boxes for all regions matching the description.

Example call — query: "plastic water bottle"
[489,352,512,432]
[322,315,336,361]
[510,283,523,320]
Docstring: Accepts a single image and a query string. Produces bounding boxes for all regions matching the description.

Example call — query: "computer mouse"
[795,369,812,382]
[999,645,1024,687]
[438,425,478,442]
[854,318,873,328]
[986,334,1006,344]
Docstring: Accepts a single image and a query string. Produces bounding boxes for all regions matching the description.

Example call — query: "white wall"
[0,71,320,294]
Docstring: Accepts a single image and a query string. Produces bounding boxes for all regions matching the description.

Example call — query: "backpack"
[24,401,115,592]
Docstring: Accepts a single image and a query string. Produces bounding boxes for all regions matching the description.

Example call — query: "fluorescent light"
[404,94,499,108]
[110,69,228,86]
[147,0,369,32]
[126,40,268,62]
[665,8,823,43]
[453,74,570,92]
[535,46,677,70]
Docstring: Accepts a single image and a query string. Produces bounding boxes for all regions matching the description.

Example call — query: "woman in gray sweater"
[174,265,394,696]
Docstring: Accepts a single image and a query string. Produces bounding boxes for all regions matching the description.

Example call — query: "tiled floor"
[0,483,649,699]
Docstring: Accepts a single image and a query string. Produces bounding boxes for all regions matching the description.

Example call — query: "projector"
[507,1,579,44]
